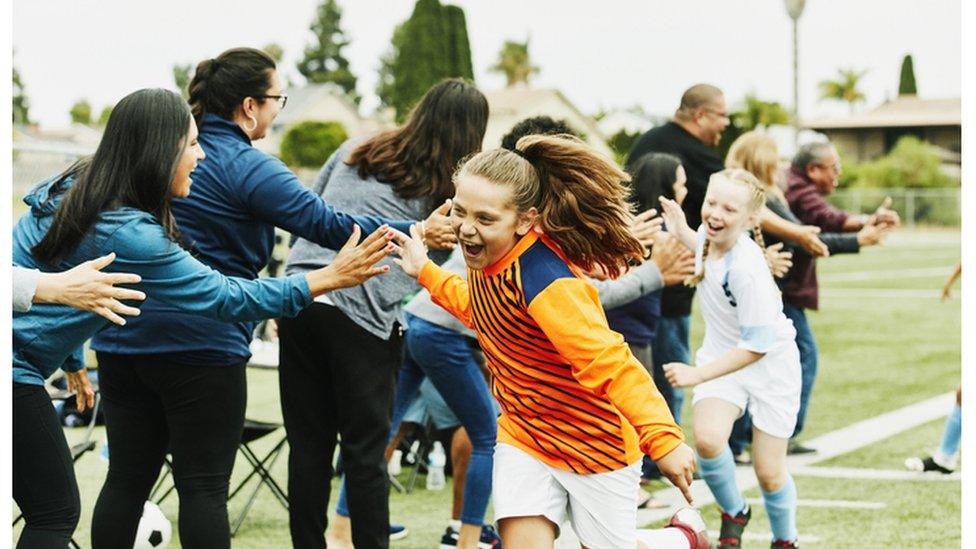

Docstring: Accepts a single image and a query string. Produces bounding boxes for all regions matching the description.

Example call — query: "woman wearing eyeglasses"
[89,48,452,549]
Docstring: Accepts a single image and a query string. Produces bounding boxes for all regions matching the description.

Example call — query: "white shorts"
[692,344,802,439]
[492,443,641,549]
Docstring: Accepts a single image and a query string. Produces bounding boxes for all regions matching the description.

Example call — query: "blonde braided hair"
[684,168,773,287]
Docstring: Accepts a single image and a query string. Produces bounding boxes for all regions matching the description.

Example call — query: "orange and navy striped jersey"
[417,230,684,474]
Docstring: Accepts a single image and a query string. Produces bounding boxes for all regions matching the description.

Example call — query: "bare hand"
[650,234,695,286]
[764,242,793,278]
[663,362,704,388]
[870,197,901,228]
[309,225,393,295]
[654,442,697,505]
[390,223,431,278]
[65,369,95,413]
[658,197,688,234]
[423,199,458,250]
[796,225,829,258]
[33,253,146,326]
[857,221,891,247]
[631,208,664,250]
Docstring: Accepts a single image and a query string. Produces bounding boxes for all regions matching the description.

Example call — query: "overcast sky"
[12,0,962,128]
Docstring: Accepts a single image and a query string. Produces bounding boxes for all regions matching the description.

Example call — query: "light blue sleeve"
[728,263,781,354]
[106,217,312,322]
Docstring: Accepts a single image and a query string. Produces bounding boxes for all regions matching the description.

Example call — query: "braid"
[684,239,709,287]
[752,225,776,276]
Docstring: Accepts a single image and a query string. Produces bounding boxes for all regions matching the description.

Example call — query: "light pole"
[785,0,806,148]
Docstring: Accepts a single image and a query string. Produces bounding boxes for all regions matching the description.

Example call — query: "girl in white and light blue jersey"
[659,168,802,549]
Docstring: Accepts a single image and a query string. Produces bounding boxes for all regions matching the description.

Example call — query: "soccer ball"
[133,501,172,549]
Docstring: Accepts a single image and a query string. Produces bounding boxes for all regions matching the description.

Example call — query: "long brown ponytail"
[457,135,643,278]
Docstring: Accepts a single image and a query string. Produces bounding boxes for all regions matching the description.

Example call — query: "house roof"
[274,83,361,127]
[802,96,960,130]
[484,87,608,142]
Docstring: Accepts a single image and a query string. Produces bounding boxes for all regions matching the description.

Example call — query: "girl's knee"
[693,431,726,459]
[755,466,786,492]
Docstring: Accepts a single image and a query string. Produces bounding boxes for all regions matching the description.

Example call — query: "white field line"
[790,466,961,482]
[744,497,886,509]
[821,265,956,282]
[820,288,950,299]
[628,391,956,525]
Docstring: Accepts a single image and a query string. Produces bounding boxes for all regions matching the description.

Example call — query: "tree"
[380,0,474,120]
[263,43,285,64]
[296,0,359,103]
[818,68,868,114]
[279,120,349,168]
[489,40,539,87]
[898,54,917,96]
[97,105,114,126]
[173,63,193,100]
[12,64,30,124]
[69,99,92,125]
[733,93,791,129]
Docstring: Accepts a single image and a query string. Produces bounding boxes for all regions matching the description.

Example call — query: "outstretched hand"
[631,208,664,250]
[650,234,695,286]
[764,242,793,278]
[654,442,697,505]
[34,252,146,326]
[663,362,704,388]
[658,197,688,234]
[307,224,393,296]
[423,199,458,250]
[796,225,829,258]
[390,223,431,279]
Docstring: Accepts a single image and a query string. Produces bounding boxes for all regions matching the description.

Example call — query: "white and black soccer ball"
[133,501,172,549]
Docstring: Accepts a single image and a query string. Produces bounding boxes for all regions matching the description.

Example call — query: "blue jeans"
[784,304,817,438]
[337,314,497,526]
[643,314,690,479]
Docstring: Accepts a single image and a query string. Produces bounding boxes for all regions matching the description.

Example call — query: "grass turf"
[13,228,960,547]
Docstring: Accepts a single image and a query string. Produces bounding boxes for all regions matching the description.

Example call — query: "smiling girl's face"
[449,173,537,270]
[700,176,758,252]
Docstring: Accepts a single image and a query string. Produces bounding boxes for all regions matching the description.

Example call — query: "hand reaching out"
[663,362,704,388]
[764,242,793,278]
[33,252,146,326]
[650,234,695,286]
[306,224,394,296]
[423,199,458,250]
[796,225,829,258]
[658,197,688,234]
[391,223,431,278]
[630,208,664,250]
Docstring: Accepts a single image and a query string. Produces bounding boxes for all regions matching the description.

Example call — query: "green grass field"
[14,228,961,548]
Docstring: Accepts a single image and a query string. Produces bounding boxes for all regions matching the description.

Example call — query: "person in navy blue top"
[12,88,394,549]
[86,49,453,549]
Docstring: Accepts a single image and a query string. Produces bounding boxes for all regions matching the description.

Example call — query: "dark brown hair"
[187,47,277,125]
[458,135,643,278]
[347,78,488,206]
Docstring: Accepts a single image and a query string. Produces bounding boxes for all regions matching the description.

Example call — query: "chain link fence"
[827,187,960,227]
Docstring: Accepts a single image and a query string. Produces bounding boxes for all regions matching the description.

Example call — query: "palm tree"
[734,93,791,130]
[489,40,539,88]
[818,68,868,114]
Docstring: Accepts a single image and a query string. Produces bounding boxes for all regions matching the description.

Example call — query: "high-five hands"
[423,199,458,250]
[390,223,431,279]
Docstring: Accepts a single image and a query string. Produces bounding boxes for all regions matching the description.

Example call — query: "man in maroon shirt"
[783,141,899,453]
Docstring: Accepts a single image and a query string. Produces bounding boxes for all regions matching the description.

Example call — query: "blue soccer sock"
[698,447,746,516]
[761,474,798,543]
[936,403,962,468]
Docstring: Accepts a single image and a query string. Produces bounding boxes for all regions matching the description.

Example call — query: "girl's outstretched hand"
[658,197,688,233]
[764,242,793,278]
[391,223,430,279]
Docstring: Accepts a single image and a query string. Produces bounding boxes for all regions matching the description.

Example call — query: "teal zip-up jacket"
[12,177,312,386]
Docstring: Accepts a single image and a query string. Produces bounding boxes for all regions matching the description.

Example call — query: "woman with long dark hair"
[87,48,450,548]
[279,78,488,549]
[11,87,392,548]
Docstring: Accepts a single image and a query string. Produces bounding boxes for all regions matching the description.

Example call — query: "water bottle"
[426,441,446,491]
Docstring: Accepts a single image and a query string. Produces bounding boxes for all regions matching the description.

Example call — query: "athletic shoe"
[771,539,799,548]
[390,523,409,541]
[904,455,954,474]
[666,507,710,549]
[718,503,751,548]
[733,451,752,466]
[438,524,502,548]
[787,442,817,455]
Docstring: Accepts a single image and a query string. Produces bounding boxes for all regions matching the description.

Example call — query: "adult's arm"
[588,260,664,310]
[106,217,313,323]
[243,153,413,249]
[788,186,850,232]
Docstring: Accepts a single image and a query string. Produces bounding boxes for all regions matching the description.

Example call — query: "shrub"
[846,136,956,189]
[280,120,348,168]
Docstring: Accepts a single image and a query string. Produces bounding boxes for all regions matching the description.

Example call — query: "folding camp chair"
[148,418,289,537]
[13,390,102,549]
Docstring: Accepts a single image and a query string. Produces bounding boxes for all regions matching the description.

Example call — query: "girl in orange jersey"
[393,135,709,549]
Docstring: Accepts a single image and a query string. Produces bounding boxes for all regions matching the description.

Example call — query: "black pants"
[91,353,246,549]
[13,381,81,548]
[279,303,401,549]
